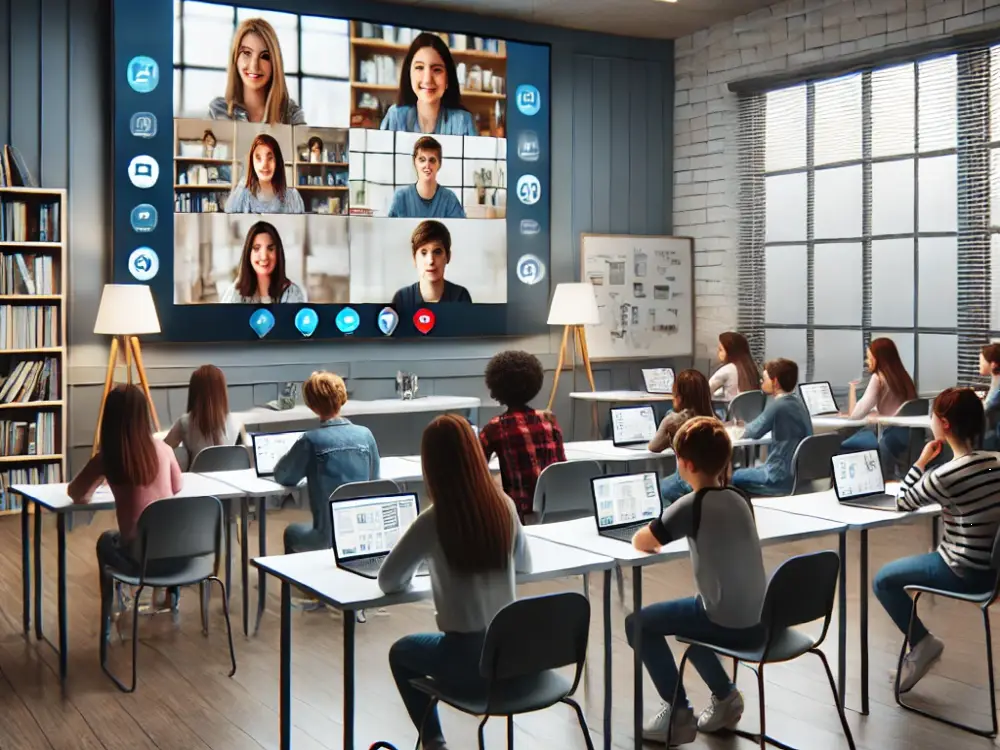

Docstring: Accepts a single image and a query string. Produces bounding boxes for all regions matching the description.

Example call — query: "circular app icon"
[515,84,541,116]
[335,307,360,334]
[294,308,319,337]
[128,155,159,189]
[127,56,160,93]
[516,175,541,205]
[515,254,546,286]
[130,203,158,233]
[128,247,159,281]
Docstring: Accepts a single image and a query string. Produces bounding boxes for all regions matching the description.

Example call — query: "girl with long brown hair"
[164,364,246,470]
[225,133,304,214]
[710,332,760,401]
[379,413,531,749]
[220,220,306,304]
[980,343,1000,449]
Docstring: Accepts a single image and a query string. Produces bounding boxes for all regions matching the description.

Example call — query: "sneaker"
[697,690,744,733]
[641,703,697,745]
[894,635,944,693]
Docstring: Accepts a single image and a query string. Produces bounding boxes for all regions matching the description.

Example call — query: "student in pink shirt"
[69,384,183,631]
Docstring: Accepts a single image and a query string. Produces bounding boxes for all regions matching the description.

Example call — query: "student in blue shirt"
[980,343,1000,449]
[731,358,812,496]
[380,33,477,137]
[391,220,472,312]
[387,136,465,219]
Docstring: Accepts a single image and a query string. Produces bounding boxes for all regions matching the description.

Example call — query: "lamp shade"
[94,284,161,335]
[547,283,600,326]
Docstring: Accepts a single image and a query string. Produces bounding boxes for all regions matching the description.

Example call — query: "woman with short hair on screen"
[225,133,304,214]
[380,33,477,136]
[379,414,531,750]
[208,17,305,125]
[220,220,306,304]
[390,220,472,311]
[709,332,760,402]
[164,364,246,471]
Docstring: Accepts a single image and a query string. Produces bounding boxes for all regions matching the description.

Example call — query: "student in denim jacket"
[274,371,380,554]
[980,344,1000,450]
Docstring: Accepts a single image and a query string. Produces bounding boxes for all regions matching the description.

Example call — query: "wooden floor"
[0,509,997,750]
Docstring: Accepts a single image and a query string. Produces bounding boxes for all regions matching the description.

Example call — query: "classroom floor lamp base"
[91,335,160,455]
[546,325,597,432]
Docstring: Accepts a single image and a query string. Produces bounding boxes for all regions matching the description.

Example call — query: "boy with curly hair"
[479,350,567,520]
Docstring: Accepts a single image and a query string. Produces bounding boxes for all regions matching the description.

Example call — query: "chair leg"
[665,647,692,747]
[507,714,514,749]
[756,664,766,750]
[477,716,488,750]
[102,583,143,693]
[582,572,590,602]
[208,576,237,677]
[199,581,209,635]
[984,608,998,738]
[562,698,596,750]
[732,657,738,685]
[415,697,439,750]
[813,649,857,750]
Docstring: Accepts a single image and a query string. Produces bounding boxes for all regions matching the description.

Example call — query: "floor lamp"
[546,282,600,414]
[92,284,162,455]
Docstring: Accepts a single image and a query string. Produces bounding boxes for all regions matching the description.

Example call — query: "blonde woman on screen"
[220,220,306,304]
[225,133,304,214]
[208,18,306,125]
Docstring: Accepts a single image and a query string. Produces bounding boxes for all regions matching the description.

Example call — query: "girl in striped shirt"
[873,387,1000,693]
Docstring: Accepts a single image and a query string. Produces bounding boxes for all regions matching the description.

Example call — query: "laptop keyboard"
[601,523,648,542]
[843,494,898,510]
[343,557,429,576]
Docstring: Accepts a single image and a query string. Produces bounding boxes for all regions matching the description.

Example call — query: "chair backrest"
[532,460,603,524]
[761,550,840,634]
[727,390,766,423]
[790,433,843,495]
[329,478,402,503]
[895,398,930,418]
[480,593,590,686]
[190,445,252,472]
[135,495,223,564]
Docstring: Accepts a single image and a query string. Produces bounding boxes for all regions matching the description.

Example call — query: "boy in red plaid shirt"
[479,351,567,520]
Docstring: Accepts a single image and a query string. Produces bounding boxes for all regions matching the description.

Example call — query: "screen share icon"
[130,204,158,232]
[128,155,159,188]
[515,84,541,116]
[130,112,157,138]
[127,56,159,93]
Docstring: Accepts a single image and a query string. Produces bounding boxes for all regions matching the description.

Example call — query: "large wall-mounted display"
[113,0,551,341]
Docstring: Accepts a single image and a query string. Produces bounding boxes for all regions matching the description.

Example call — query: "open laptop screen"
[642,368,675,395]
[610,405,658,447]
[251,430,304,477]
[591,472,661,530]
[831,450,885,500]
[331,493,420,561]
[798,381,839,417]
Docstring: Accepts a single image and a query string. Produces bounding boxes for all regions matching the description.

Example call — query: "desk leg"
[255,497,268,636]
[603,570,612,750]
[280,582,291,750]
[21,499,30,634]
[57,514,68,682]
[241,498,250,636]
[838,531,847,708]
[344,609,356,750]
[33,505,42,640]
[632,569,643,750]
[860,529,869,716]
[224,501,233,605]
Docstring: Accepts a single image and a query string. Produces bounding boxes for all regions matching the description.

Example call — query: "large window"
[739,48,996,391]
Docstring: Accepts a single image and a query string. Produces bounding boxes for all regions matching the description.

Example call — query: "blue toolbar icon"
[249,309,275,338]
[377,307,399,336]
[295,308,319,337]
[127,56,159,93]
[336,307,360,334]
[515,84,541,116]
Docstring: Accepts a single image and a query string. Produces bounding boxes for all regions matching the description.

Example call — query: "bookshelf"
[0,186,67,515]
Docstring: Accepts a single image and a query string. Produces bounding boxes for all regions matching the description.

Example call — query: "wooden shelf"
[0,295,62,301]
[0,186,65,196]
[174,156,233,165]
[0,400,63,409]
[0,241,61,249]
[350,82,504,100]
[297,161,349,167]
[349,37,507,62]
[0,347,63,355]
[174,184,231,190]
[298,185,349,191]
[0,454,63,464]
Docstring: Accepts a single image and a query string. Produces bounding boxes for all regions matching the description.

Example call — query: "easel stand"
[547,326,598,435]
[92,335,160,455]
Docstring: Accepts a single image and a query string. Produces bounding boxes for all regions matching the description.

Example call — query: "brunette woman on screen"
[981,343,1000,449]
[380,33,477,136]
[709,332,760,402]
[842,337,917,473]
[225,133,304,214]
[164,365,247,471]
[220,220,307,304]
[390,220,472,312]
[68,385,183,635]
[208,18,305,126]
[378,414,531,749]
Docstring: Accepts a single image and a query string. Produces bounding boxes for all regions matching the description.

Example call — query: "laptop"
[590,471,663,542]
[251,430,305,478]
[330,492,428,579]
[610,405,658,450]
[798,381,839,417]
[831,450,899,510]
[642,368,675,395]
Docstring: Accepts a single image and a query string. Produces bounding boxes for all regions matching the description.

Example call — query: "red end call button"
[413,308,436,335]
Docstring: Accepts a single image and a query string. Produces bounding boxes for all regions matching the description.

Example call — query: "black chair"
[665,551,855,750]
[410,592,595,750]
[894,526,1000,737]
[191,444,253,544]
[100,495,236,693]
[789,434,843,495]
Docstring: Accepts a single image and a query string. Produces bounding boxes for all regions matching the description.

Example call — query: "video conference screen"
[113,0,551,341]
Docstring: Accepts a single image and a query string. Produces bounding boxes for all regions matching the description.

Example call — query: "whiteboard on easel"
[580,234,694,361]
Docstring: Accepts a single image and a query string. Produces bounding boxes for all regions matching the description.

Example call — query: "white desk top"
[810,415,868,432]
[197,469,297,496]
[563,431,771,463]
[569,390,673,403]
[878,414,931,430]
[752,484,939,531]
[236,396,481,431]
[251,536,614,611]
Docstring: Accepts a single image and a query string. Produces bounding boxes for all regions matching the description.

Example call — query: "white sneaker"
[641,703,697,745]
[697,690,744,733]
[894,635,944,693]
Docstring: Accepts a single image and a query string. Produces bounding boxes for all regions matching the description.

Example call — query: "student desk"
[810,415,869,433]
[878,414,932,430]
[251,538,616,750]
[569,390,674,403]
[11,473,250,681]
[564,432,772,464]
[524,508,846,750]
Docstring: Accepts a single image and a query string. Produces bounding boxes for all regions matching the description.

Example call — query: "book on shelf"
[0,253,56,294]
[0,358,59,403]
[0,305,58,348]
[0,464,61,511]
[0,199,61,242]
[1,412,57,456]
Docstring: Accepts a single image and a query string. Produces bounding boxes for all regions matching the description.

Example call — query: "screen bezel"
[830,450,885,500]
[609,405,658,447]
[798,381,840,417]
[329,492,421,563]
[251,429,304,477]
[589,471,662,531]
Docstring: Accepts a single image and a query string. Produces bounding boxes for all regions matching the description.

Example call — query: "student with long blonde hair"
[379,414,531,750]
[208,17,305,125]
[164,364,245,470]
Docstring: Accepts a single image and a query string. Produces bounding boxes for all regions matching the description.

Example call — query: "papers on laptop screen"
[642,368,675,395]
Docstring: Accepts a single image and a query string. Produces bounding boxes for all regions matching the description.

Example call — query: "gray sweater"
[378,497,531,633]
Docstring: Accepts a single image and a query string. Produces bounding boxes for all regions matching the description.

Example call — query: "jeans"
[659,472,692,504]
[731,466,789,497]
[841,426,909,476]
[388,631,487,744]
[283,522,326,555]
[624,597,764,707]
[873,552,996,645]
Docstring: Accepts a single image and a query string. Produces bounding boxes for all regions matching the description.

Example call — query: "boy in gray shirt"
[628,417,767,745]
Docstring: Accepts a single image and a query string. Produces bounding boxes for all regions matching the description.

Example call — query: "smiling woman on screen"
[220,220,306,304]
[380,33,476,136]
[225,133,303,214]
[208,17,306,125]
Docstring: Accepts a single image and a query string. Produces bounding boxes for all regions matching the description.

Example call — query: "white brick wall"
[675,0,1000,357]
